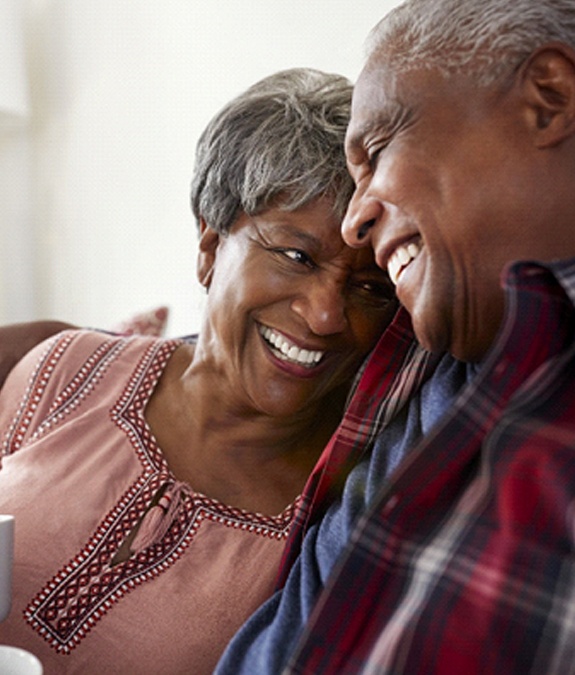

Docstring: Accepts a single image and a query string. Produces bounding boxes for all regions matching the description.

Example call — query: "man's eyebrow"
[346,122,376,154]
[346,110,396,155]
[347,97,409,158]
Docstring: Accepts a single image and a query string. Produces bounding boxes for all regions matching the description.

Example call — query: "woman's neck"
[145,342,346,515]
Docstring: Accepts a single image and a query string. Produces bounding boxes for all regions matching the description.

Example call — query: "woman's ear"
[197,217,220,291]
[520,43,575,147]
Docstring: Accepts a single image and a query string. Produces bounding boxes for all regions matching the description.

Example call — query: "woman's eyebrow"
[254,222,322,248]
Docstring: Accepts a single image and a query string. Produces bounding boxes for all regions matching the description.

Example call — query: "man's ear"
[520,43,575,147]
[197,217,220,290]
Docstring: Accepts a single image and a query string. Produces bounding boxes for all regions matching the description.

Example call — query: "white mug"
[0,646,43,674]
[0,514,14,623]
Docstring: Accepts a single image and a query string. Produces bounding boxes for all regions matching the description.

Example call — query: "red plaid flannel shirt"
[283,259,575,674]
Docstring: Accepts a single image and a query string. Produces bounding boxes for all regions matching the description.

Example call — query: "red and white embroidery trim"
[21,335,297,655]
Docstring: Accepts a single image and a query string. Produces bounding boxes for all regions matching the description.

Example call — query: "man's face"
[343,55,541,362]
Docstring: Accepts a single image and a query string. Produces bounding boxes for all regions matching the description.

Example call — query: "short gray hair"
[367,0,575,87]
[190,68,354,234]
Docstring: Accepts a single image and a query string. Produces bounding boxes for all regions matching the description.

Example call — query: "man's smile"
[387,238,423,286]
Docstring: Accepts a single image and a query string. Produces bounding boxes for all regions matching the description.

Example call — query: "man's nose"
[290,280,348,336]
[342,189,381,248]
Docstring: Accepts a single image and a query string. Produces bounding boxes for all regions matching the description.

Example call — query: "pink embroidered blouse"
[0,330,297,674]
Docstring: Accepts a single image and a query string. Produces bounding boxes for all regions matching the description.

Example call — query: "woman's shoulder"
[40,329,190,385]
[38,327,185,360]
[0,329,185,452]
[0,329,182,415]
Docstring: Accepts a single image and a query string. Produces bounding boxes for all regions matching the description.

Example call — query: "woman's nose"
[291,281,348,336]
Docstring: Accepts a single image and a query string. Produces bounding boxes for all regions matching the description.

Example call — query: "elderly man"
[215,0,575,673]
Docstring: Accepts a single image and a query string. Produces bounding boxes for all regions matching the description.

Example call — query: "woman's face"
[197,197,397,418]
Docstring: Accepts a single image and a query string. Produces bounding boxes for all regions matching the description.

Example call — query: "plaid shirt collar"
[277,306,441,585]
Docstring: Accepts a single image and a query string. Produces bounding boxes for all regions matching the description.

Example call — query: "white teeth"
[260,327,324,368]
[397,247,411,265]
[387,239,423,286]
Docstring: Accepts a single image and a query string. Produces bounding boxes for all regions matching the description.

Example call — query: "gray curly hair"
[190,68,354,234]
[367,0,575,88]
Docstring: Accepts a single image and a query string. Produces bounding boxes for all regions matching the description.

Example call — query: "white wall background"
[0,0,401,337]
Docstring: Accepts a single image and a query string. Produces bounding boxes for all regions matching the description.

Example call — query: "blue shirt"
[216,352,474,673]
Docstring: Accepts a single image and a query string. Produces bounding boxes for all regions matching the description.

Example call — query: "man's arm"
[0,321,75,389]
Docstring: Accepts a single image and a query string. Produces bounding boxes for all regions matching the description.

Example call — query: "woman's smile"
[259,324,325,370]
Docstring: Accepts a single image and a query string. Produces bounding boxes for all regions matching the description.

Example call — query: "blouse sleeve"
[0,329,108,461]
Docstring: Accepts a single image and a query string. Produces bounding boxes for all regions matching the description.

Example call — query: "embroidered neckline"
[23,334,297,655]
[112,338,299,516]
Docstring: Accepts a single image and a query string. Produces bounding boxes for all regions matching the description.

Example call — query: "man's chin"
[411,316,450,356]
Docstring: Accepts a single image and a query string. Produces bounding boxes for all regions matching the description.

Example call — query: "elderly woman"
[0,68,396,673]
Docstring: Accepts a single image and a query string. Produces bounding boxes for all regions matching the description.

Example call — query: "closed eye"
[365,106,412,171]
[367,142,388,171]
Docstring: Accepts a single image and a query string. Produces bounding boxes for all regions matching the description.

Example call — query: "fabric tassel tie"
[130,480,189,555]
